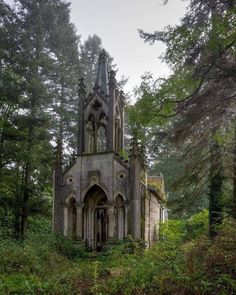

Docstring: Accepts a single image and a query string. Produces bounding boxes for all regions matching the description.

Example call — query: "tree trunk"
[208,141,223,238]
[20,111,34,237]
[13,162,22,237]
[20,162,30,237]
[59,81,65,145]
[14,211,21,237]
[232,119,236,219]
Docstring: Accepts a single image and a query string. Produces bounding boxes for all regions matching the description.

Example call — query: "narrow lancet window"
[86,118,95,153]
[97,126,106,152]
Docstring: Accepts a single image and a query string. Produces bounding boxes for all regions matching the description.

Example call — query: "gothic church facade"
[53,50,167,249]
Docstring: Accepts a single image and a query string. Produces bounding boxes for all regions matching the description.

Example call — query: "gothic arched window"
[86,115,95,153]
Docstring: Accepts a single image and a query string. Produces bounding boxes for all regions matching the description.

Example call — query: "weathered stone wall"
[63,152,129,203]
[58,152,129,243]
[143,191,161,246]
[149,194,161,244]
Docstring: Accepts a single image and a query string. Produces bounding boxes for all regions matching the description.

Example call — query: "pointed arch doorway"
[83,185,108,250]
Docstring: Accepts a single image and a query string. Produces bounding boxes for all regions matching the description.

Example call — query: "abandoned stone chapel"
[53,49,167,249]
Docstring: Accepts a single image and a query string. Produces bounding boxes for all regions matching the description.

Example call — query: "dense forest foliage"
[0,0,118,238]
[131,0,236,232]
[0,0,236,294]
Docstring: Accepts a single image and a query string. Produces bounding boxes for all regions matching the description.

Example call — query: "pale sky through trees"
[5,0,188,94]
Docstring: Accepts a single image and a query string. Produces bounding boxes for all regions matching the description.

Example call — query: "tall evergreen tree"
[0,0,80,236]
[46,0,80,152]
[131,0,236,230]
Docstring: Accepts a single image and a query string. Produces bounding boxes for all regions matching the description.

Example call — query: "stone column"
[130,157,141,239]
[129,137,146,240]
[88,207,94,248]
[107,205,115,239]
[118,206,125,240]
[76,206,83,239]
[107,70,116,151]
[84,208,88,246]
[124,205,128,238]
[63,205,68,236]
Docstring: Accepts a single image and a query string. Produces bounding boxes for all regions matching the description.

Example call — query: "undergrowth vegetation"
[0,210,236,295]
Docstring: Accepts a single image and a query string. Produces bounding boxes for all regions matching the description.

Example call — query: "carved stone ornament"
[66,175,73,185]
[117,171,127,180]
[88,170,100,182]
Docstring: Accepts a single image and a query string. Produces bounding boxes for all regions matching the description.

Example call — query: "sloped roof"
[141,174,166,202]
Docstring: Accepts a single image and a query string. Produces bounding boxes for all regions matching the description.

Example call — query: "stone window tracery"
[85,100,108,153]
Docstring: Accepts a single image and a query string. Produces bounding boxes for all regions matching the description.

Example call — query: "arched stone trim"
[84,97,108,154]
[114,192,127,202]
[64,192,77,205]
[63,194,77,238]
[83,184,109,249]
[81,181,108,203]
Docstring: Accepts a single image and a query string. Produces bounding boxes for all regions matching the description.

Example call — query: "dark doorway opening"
[83,185,108,250]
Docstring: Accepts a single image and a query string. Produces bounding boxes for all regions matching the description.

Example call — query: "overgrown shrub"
[27,215,52,235]
[52,234,87,259]
[0,211,235,295]
[185,209,209,239]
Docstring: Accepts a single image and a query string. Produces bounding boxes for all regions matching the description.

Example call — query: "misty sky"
[70,0,187,93]
[5,0,188,93]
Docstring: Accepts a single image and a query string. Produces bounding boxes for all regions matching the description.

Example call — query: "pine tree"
[134,0,236,230]
[79,34,114,94]
[46,0,80,152]
[0,0,80,236]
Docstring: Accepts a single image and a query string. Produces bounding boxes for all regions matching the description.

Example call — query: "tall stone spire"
[95,49,109,96]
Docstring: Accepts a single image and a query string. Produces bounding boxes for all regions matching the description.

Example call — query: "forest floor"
[0,211,236,295]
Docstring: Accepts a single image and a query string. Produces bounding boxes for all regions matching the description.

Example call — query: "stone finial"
[129,136,140,158]
[99,49,107,61]
[92,84,100,94]
[140,143,147,168]
[120,90,125,107]
[129,136,146,167]
[109,70,116,88]
[78,77,86,97]
[69,151,76,166]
